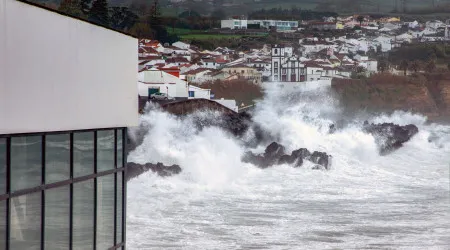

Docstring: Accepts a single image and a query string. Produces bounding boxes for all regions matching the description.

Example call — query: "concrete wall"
[161,99,236,115]
[0,0,138,134]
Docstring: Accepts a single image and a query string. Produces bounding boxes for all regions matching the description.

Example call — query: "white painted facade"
[172,41,190,50]
[306,67,323,81]
[188,85,211,99]
[0,0,138,134]
[138,69,188,98]
[221,19,248,29]
[271,45,294,82]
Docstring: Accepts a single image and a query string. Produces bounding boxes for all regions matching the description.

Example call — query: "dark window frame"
[0,127,127,250]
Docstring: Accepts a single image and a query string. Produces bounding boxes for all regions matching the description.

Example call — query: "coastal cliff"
[332,73,450,121]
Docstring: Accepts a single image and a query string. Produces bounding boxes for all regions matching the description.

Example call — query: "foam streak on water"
[127,83,450,249]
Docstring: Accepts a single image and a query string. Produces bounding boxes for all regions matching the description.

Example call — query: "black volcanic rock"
[220,111,252,137]
[242,142,331,170]
[309,151,331,169]
[264,142,286,159]
[363,122,419,155]
[127,162,182,181]
[292,148,311,159]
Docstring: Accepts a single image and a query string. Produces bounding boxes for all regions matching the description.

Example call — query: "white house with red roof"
[165,57,190,66]
[184,68,212,83]
[138,68,188,99]
[139,46,160,57]
[172,41,191,50]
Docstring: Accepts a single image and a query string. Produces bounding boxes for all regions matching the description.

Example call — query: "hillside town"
[138,15,450,111]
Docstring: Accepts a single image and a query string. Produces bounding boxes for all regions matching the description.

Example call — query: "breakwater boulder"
[126,162,182,181]
[363,122,419,155]
[242,142,332,170]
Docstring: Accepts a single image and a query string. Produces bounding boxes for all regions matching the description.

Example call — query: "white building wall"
[0,0,138,134]
[188,86,210,99]
[172,41,190,50]
[366,60,378,73]
[138,70,188,98]
[221,19,247,29]
[306,67,323,81]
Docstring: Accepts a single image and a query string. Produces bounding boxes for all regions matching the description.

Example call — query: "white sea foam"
[127,83,450,249]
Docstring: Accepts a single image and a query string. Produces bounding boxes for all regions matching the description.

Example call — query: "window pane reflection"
[0,139,6,194]
[46,134,70,183]
[117,130,123,168]
[45,186,70,250]
[97,130,114,172]
[10,192,41,250]
[73,180,94,250]
[11,136,42,192]
[97,175,114,249]
[73,132,94,178]
[116,173,123,244]
[0,200,6,250]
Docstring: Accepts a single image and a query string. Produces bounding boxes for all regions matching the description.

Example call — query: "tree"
[211,9,226,20]
[80,0,91,15]
[110,7,138,31]
[351,66,368,79]
[129,21,154,38]
[145,0,178,43]
[399,60,409,76]
[378,58,389,72]
[58,0,83,18]
[425,59,436,72]
[89,0,109,26]
[356,15,365,27]
[178,10,201,18]
[447,62,450,71]
[409,60,422,73]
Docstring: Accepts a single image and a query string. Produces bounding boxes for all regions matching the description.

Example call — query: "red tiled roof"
[139,56,163,61]
[184,68,210,75]
[140,46,160,54]
[304,61,323,68]
[138,60,150,65]
[166,57,190,63]
[309,22,336,25]
[159,66,180,70]
[216,59,229,64]
[139,81,176,85]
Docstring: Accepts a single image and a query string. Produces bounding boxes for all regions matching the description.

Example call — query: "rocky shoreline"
[126,111,420,180]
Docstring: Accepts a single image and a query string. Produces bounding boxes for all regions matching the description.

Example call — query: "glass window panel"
[45,134,70,183]
[97,130,114,172]
[73,180,94,250]
[45,186,70,250]
[117,130,123,169]
[73,132,94,178]
[97,175,114,249]
[11,136,42,192]
[10,192,41,250]
[116,172,123,244]
[0,200,6,250]
[0,139,6,194]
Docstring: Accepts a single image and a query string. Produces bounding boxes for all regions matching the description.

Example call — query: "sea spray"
[127,83,450,249]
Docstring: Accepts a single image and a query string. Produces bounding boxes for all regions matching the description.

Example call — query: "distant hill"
[31,0,450,17]
[120,0,450,16]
